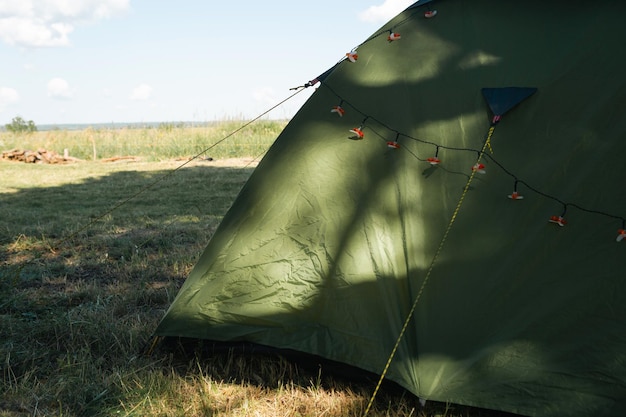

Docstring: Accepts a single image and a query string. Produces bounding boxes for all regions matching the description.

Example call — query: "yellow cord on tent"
[362,126,497,416]
[485,125,495,154]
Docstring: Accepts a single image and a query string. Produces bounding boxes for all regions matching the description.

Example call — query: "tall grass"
[0,120,287,161]
[0,122,513,416]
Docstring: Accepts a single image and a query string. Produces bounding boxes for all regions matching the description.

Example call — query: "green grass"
[0,120,286,162]
[0,122,512,416]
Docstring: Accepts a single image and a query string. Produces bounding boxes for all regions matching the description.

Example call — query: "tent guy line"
[10,91,296,291]
[363,124,494,416]
[303,79,626,239]
[45,88,307,255]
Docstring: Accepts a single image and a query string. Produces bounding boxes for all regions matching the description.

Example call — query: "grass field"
[1,122,509,416]
[0,120,287,162]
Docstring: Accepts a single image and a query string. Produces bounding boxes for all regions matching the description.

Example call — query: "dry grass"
[1,123,511,417]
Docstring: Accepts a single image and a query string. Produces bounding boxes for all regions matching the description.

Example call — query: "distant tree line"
[5,116,38,133]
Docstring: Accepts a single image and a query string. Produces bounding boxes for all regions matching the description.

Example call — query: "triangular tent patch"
[481,87,537,117]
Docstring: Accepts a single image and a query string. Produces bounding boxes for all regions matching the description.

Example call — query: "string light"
[349,127,364,139]
[386,132,401,149]
[472,162,486,174]
[549,205,568,227]
[349,117,369,140]
[508,180,524,200]
[331,100,345,117]
[427,146,441,165]
[549,215,567,227]
[387,31,401,42]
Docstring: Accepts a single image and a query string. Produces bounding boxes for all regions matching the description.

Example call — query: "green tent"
[155,1,626,415]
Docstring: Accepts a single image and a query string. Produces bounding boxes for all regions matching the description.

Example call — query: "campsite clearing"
[1,143,501,416]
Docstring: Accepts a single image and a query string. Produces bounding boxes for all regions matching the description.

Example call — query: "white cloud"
[0,2,31,17]
[47,77,73,99]
[0,86,20,112]
[129,83,152,101]
[358,0,415,24]
[0,17,73,47]
[0,0,130,48]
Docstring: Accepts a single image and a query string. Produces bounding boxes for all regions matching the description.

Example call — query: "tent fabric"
[155,1,626,416]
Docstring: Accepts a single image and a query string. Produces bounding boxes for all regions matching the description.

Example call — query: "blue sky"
[0,0,415,125]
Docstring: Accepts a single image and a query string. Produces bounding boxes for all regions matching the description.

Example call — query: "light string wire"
[132,136,272,255]
[320,82,626,227]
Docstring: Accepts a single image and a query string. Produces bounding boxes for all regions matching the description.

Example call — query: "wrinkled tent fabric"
[155,1,626,416]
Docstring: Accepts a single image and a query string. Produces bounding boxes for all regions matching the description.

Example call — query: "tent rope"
[362,126,495,416]
[7,88,305,312]
[131,138,271,255]
[46,88,306,254]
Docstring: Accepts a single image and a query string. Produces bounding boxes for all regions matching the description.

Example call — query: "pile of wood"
[1,148,81,164]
